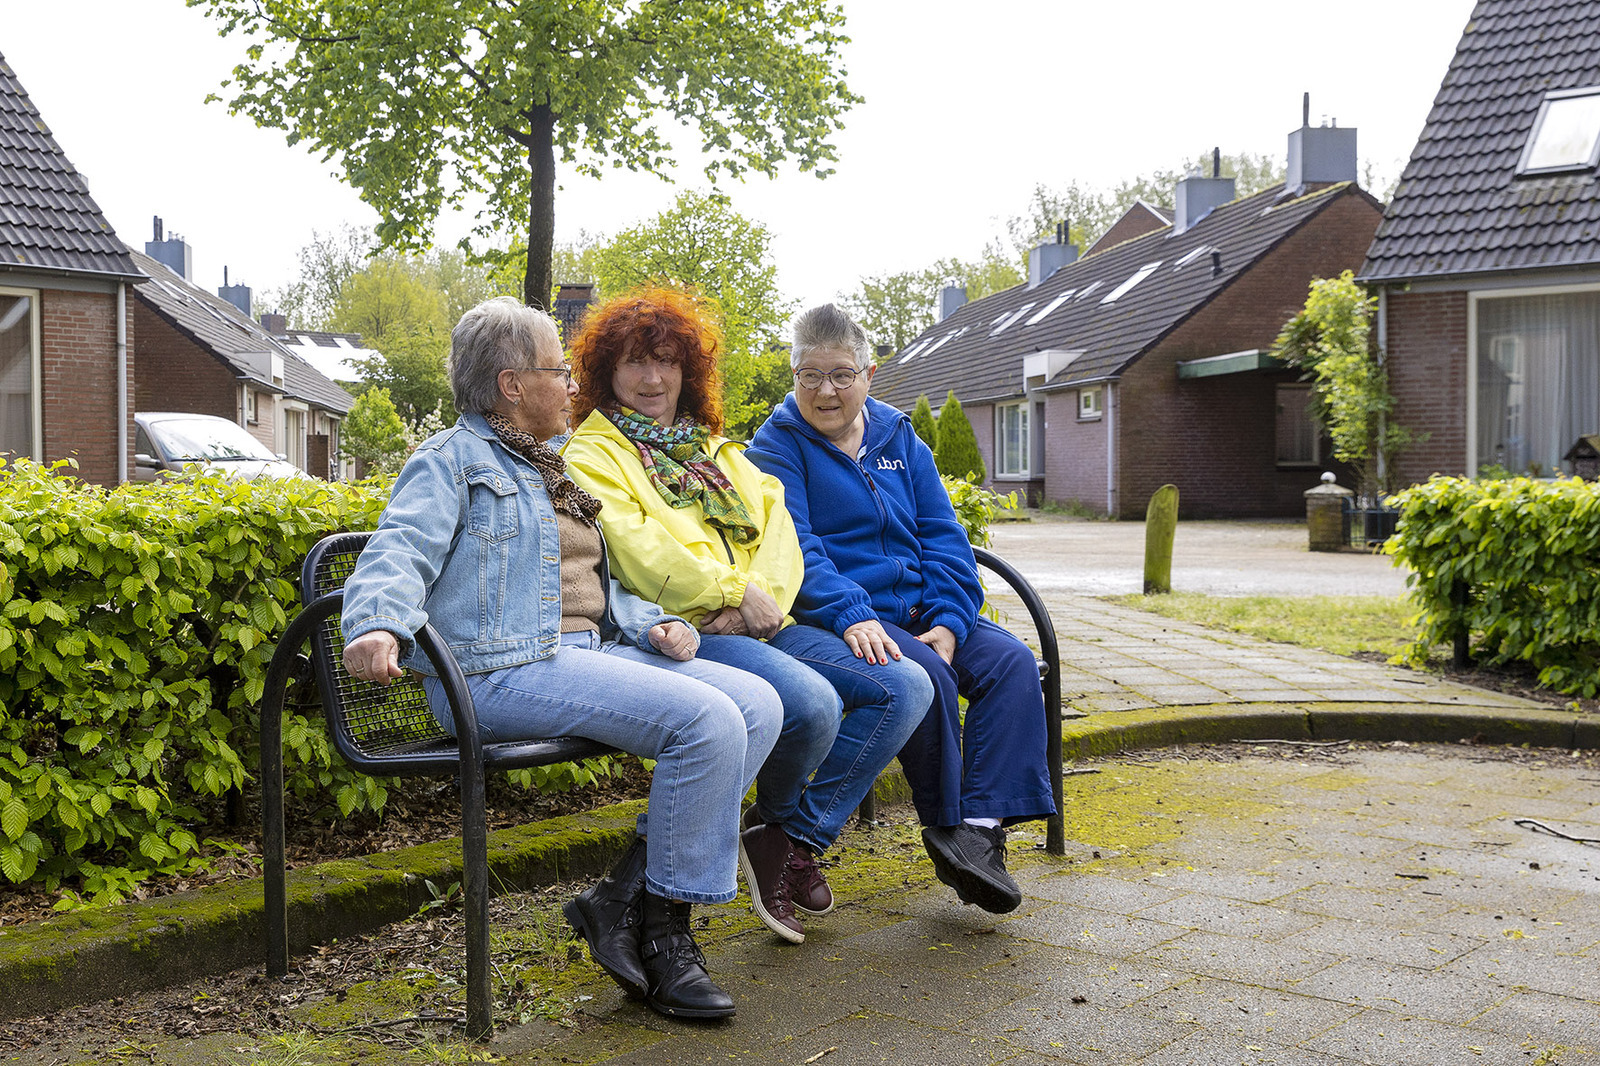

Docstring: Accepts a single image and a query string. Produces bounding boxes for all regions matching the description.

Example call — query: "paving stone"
[1132,893,1325,942]
[1469,987,1600,1045]
[1135,928,1344,986]
[1301,1006,1537,1065]
[1133,975,1362,1047]
[966,991,1197,1063]
[1287,958,1509,1023]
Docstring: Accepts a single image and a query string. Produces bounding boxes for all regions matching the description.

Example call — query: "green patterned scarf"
[605,407,759,546]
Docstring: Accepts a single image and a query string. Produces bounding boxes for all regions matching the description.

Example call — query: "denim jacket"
[341,412,693,676]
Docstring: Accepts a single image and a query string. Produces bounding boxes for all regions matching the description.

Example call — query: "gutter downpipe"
[117,282,128,483]
[1105,382,1116,516]
[1375,286,1387,496]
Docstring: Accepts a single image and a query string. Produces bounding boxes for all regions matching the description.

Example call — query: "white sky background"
[5,1,1474,316]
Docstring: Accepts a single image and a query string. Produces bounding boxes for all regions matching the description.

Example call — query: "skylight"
[989,303,1036,336]
[1075,281,1103,300]
[1100,262,1162,304]
[1025,292,1073,325]
[896,338,929,365]
[1173,246,1214,269]
[1519,86,1600,175]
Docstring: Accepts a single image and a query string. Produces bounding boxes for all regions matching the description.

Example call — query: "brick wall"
[40,287,129,486]
[1382,288,1469,484]
[1043,390,1110,513]
[1111,191,1381,518]
[133,301,242,422]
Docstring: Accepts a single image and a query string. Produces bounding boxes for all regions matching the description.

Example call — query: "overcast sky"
[5,1,1474,316]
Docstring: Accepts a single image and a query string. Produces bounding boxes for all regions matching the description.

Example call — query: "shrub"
[944,476,1016,548]
[0,459,388,905]
[1387,474,1600,695]
[910,394,938,451]
[933,391,985,482]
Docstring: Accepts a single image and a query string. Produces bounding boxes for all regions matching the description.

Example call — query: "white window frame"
[281,402,309,470]
[994,399,1031,478]
[244,387,259,425]
[1467,279,1600,476]
[1078,386,1103,420]
[0,286,42,463]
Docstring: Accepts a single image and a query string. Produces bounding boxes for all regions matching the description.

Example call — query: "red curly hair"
[568,286,726,434]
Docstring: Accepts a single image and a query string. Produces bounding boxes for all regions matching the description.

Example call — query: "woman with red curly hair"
[563,287,930,950]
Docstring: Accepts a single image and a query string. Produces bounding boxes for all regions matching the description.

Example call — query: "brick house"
[870,123,1383,518]
[130,246,353,480]
[1359,0,1600,484]
[0,53,147,486]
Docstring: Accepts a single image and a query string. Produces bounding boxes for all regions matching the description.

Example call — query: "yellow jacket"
[561,411,805,629]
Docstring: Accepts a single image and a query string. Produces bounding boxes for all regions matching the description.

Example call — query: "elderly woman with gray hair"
[747,303,1057,915]
[339,296,781,1020]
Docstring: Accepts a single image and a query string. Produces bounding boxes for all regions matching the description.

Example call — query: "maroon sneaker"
[786,841,835,917]
[738,823,804,943]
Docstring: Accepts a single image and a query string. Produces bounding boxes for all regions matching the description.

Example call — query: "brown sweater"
[557,512,605,634]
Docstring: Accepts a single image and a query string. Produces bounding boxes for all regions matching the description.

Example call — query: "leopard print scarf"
[485,412,602,523]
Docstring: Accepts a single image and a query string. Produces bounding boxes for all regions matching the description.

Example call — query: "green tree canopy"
[1272,270,1416,498]
[933,391,985,483]
[191,0,859,310]
[594,190,796,439]
[910,395,938,451]
[261,223,374,331]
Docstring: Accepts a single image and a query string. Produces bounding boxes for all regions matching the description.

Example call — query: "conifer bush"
[933,390,986,482]
[910,394,938,451]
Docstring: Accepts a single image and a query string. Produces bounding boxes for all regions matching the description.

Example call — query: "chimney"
[145,215,193,280]
[936,284,968,323]
[1172,149,1236,235]
[218,266,253,318]
[1028,219,1079,288]
[260,312,288,335]
[1286,92,1358,195]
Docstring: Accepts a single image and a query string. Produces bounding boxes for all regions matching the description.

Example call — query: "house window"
[1079,386,1103,420]
[0,289,40,462]
[996,401,1029,477]
[1474,288,1600,476]
[244,389,259,424]
[1518,87,1600,175]
[283,406,307,470]
[1275,384,1320,465]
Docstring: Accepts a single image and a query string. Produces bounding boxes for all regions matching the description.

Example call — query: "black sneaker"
[921,824,1022,914]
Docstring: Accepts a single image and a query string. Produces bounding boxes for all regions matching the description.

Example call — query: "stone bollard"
[1305,472,1353,552]
[1143,484,1178,594]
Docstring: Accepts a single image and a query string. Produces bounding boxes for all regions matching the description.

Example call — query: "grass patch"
[1104,592,1419,658]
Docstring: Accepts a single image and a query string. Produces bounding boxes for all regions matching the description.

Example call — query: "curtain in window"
[998,403,1028,476]
[1477,290,1600,475]
[1275,384,1318,464]
[0,294,34,460]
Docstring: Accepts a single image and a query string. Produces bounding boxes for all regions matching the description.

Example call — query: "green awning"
[1176,349,1287,379]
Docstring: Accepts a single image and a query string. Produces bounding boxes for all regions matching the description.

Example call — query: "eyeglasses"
[524,364,573,386]
[795,366,862,390]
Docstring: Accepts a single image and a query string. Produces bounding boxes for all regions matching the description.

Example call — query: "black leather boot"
[563,836,648,998]
[638,891,736,1020]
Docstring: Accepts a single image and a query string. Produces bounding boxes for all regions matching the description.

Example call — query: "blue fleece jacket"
[746,393,982,645]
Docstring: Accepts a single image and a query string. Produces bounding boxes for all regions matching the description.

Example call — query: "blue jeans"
[888,617,1057,828]
[696,632,842,826]
[424,632,782,904]
[763,623,933,854]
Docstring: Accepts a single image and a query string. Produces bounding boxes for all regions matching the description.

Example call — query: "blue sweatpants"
[885,617,1057,829]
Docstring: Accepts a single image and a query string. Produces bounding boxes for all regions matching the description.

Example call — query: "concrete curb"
[3,701,1595,1022]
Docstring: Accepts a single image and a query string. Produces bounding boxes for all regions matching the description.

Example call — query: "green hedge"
[1388,474,1600,696]
[0,460,389,906]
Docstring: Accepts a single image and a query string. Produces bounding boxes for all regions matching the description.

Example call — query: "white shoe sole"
[738,836,805,944]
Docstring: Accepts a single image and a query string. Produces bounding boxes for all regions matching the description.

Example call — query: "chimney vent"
[1028,219,1079,288]
[145,218,193,280]
[1286,94,1358,194]
[1172,149,1235,235]
[1211,251,1222,278]
[218,268,253,318]
[937,284,968,323]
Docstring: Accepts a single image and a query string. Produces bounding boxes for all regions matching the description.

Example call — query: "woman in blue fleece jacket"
[747,303,1057,915]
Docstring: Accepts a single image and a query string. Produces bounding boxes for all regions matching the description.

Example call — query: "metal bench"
[258,533,1066,1039]
[258,531,616,1040]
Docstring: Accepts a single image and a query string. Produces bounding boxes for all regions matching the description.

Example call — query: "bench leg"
[461,758,492,1040]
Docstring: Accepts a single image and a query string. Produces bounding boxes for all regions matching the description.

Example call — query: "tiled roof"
[130,249,353,415]
[0,54,141,279]
[871,182,1372,411]
[1360,0,1600,283]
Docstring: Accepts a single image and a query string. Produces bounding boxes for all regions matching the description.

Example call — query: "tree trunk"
[523,105,557,311]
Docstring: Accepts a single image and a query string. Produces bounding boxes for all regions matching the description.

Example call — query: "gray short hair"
[792,303,872,371]
[448,296,560,415]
